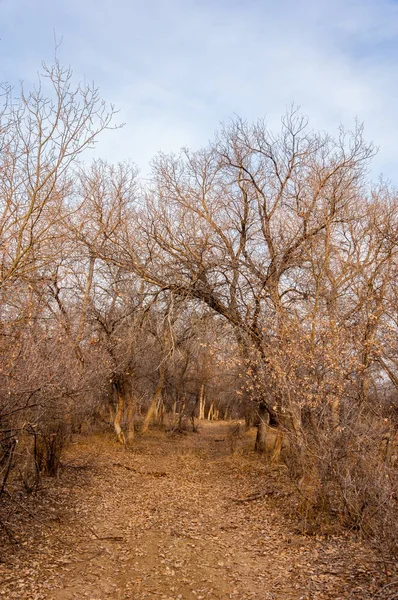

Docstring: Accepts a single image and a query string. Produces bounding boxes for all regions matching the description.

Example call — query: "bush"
[35,423,69,477]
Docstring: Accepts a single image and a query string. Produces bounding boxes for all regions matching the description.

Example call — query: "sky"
[1,0,398,180]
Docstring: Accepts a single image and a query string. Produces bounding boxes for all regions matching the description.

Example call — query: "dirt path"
[0,423,384,599]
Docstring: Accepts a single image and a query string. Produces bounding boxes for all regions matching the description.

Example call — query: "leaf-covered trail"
[0,423,382,599]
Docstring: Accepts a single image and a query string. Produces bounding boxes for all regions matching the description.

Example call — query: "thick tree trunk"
[270,430,284,462]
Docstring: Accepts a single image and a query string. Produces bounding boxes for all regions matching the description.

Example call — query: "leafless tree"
[0,59,116,489]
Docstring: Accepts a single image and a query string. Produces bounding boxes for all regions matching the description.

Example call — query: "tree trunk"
[156,396,164,425]
[270,430,284,463]
[255,401,269,453]
[126,395,135,445]
[113,382,126,445]
[198,384,205,420]
[178,400,186,430]
[142,367,165,433]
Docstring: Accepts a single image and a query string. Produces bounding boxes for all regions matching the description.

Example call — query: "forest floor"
[0,422,392,600]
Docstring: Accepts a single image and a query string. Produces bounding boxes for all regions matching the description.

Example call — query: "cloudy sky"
[1,0,397,179]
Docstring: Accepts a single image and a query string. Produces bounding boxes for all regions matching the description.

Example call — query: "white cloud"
[1,0,397,178]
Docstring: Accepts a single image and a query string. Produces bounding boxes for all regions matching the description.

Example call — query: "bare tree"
[106,111,374,432]
[0,59,116,489]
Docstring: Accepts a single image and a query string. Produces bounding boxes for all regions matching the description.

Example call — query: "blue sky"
[1,0,398,179]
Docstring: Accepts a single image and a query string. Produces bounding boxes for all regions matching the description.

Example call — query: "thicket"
[0,61,397,569]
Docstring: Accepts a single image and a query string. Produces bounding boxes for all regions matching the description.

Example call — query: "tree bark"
[126,395,135,445]
[198,384,205,420]
[142,366,165,433]
[113,381,126,445]
[255,401,270,453]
